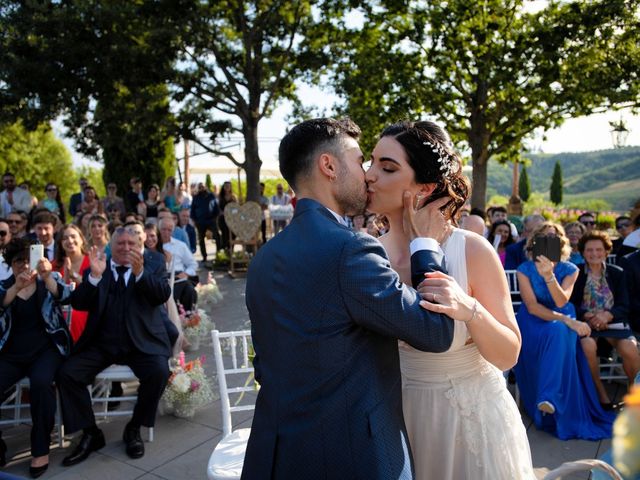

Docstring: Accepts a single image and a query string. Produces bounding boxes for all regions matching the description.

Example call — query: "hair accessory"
[423,140,456,177]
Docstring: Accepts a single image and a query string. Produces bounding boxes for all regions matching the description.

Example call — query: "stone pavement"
[0,266,626,479]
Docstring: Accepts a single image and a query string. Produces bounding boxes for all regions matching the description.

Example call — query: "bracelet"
[464,299,478,324]
[545,275,555,284]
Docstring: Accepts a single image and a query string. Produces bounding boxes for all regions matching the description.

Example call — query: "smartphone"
[29,244,43,271]
[531,236,561,262]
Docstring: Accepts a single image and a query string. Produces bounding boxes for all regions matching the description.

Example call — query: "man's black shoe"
[0,436,7,467]
[123,422,144,459]
[62,429,106,466]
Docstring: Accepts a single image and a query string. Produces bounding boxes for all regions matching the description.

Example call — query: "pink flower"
[190,380,200,392]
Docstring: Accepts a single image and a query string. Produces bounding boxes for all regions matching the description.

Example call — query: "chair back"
[504,269,521,309]
[212,330,256,437]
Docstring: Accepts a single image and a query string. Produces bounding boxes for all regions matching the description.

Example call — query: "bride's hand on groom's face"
[402,192,449,243]
[417,271,475,321]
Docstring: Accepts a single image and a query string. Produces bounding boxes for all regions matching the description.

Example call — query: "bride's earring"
[414,194,423,210]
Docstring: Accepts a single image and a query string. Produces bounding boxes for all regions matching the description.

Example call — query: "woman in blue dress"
[514,221,615,440]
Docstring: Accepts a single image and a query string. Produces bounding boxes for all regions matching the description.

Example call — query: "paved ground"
[0,252,627,479]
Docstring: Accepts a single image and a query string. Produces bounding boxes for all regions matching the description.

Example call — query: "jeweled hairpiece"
[423,140,456,177]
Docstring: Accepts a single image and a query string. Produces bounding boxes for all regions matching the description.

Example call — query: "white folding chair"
[207,330,255,480]
[504,269,522,404]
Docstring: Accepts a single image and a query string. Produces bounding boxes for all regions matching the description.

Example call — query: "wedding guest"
[578,211,597,233]
[38,183,66,224]
[258,183,269,243]
[78,186,102,216]
[0,172,33,217]
[53,224,90,342]
[505,214,545,270]
[488,205,518,239]
[611,215,633,258]
[7,211,28,239]
[619,249,640,332]
[19,182,38,211]
[270,183,291,235]
[218,181,236,251]
[158,217,198,311]
[178,209,197,254]
[32,212,57,262]
[564,221,587,265]
[0,219,12,282]
[570,231,640,408]
[137,184,162,224]
[487,219,516,267]
[160,177,178,213]
[0,238,71,478]
[621,214,640,255]
[176,182,191,210]
[125,177,145,213]
[87,214,111,257]
[101,183,126,222]
[459,213,486,237]
[190,183,220,259]
[77,212,93,238]
[158,208,190,247]
[68,178,88,218]
[514,222,615,440]
[144,223,171,265]
[57,228,171,465]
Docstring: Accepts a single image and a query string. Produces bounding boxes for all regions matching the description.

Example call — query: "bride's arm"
[418,232,521,370]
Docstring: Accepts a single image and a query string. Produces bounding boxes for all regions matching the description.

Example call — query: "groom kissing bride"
[242,118,533,479]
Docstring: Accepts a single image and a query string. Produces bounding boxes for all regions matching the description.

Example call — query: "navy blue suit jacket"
[242,198,454,479]
[505,238,527,270]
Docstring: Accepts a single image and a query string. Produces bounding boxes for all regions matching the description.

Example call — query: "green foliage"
[331,0,640,209]
[0,121,76,204]
[550,161,563,205]
[75,165,105,199]
[230,178,289,201]
[519,166,531,202]
[487,195,509,207]
[205,174,213,192]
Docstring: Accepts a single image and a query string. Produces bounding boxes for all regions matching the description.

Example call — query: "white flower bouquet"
[196,273,224,308]
[161,352,215,418]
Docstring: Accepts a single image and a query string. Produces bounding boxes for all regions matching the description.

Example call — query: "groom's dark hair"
[279,118,361,190]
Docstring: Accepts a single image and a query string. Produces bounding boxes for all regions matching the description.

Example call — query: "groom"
[242,118,454,479]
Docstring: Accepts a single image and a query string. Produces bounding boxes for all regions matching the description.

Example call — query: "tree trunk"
[243,120,262,203]
[468,130,490,211]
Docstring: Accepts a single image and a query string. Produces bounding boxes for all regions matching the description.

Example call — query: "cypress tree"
[519,165,531,202]
[550,160,563,205]
[205,174,213,192]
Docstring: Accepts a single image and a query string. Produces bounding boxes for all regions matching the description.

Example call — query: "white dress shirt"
[163,237,197,280]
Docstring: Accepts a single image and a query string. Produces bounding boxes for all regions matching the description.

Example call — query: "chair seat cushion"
[207,428,251,480]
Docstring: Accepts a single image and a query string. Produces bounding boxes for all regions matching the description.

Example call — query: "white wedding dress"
[400,228,535,479]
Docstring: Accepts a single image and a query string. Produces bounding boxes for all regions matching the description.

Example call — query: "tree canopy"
[331,0,640,210]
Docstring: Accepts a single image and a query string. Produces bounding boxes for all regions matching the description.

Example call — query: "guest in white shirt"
[0,173,33,217]
[158,217,198,311]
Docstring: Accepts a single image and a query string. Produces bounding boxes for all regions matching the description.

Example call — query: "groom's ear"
[318,153,338,181]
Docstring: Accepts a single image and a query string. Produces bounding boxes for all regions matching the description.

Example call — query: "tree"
[0,121,76,202]
[0,1,190,194]
[205,174,213,192]
[519,165,531,202]
[331,0,640,210]
[550,161,563,205]
[175,0,346,202]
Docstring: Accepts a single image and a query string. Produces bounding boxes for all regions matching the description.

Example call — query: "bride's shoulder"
[456,228,491,253]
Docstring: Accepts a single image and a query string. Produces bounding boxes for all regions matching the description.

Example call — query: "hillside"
[486,146,640,211]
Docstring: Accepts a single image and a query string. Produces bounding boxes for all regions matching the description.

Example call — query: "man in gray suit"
[242,118,454,479]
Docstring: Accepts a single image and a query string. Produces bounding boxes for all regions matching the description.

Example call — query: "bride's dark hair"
[380,120,470,222]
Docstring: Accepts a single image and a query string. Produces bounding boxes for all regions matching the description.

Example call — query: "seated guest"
[178,208,197,254]
[487,219,515,267]
[38,183,66,224]
[0,238,71,477]
[621,214,640,255]
[564,221,587,265]
[144,223,171,265]
[514,221,615,440]
[505,214,545,269]
[77,186,102,216]
[57,228,171,466]
[488,205,518,239]
[157,208,190,247]
[101,183,126,223]
[620,249,640,333]
[611,215,633,258]
[32,212,58,262]
[578,211,598,233]
[87,214,111,257]
[569,230,640,409]
[6,211,28,239]
[159,217,198,311]
[459,213,486,237]
[53,224,91,343]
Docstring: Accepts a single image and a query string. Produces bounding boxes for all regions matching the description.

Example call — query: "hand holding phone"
[29,245,44,271]
[531,236,561,263]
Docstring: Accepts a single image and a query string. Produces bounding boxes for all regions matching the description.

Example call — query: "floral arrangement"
[196,273,224,308]
[613,385,640,478]
[162,352,215,418]
[178,303,214,350]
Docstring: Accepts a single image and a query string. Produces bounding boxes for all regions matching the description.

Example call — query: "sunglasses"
[0,231,8,236]
[7,219,22,224]
[580,221,596,226]
[616,223,631,229]
[46,188,57,192]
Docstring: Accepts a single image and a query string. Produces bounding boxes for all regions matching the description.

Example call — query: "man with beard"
[241,118,454,479]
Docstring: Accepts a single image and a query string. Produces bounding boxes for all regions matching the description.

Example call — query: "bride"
[365,120,535,479]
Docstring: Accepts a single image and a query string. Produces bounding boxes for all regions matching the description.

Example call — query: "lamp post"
[508,158,523,215]
[610,118,629,148]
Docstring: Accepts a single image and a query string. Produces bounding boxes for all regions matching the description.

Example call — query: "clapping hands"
[88,246,107,278]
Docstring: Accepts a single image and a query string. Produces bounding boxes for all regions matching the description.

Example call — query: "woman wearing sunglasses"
[37,183,66,224]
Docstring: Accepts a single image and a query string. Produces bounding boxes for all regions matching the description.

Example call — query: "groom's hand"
[402,192,449,242]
